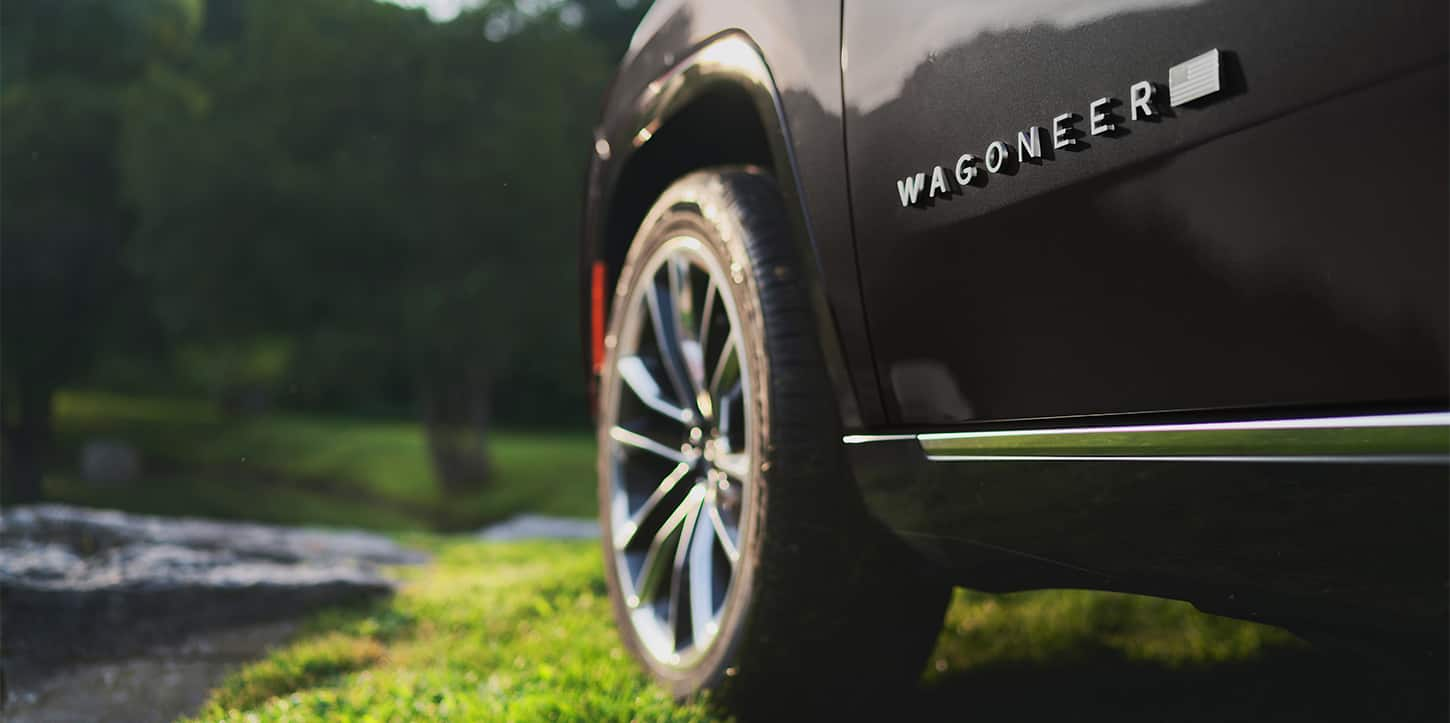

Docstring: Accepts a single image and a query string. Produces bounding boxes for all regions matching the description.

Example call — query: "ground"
[43,392,1449,720]
[188,538,1445,722]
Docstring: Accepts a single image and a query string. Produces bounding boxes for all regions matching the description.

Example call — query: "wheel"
[596,167,951,714]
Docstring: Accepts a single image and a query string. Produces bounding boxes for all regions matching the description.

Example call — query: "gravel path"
[476,514,598,541]
[0,507,600,722]
[0,505,425,723]
[0,506,597,722]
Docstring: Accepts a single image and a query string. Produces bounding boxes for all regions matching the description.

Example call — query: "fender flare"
[587,31,864,428]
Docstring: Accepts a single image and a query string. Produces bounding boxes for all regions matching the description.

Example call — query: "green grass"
[927,587,1299,672]
[188,539,718,722]
[47,390,596,531]
[189,539,1445,723]
[915,588,1447,721]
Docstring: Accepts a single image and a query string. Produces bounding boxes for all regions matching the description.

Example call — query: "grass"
[927,587,1297,672]
[190,539,1446,723]
[916,588,1448,722]
[46,390,597,531]
[189,539,718,722]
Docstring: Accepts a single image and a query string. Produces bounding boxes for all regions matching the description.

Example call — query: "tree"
[1,0,199,503]
[121,0,608,491]
[574,0,650,61]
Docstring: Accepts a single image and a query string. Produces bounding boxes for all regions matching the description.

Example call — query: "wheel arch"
[583,31,862,428]
[602,82,773,302]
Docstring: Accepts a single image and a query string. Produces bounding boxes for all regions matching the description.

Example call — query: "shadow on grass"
[910,588,1448,722]
[200,598,420,712]
[912,650,1447,722]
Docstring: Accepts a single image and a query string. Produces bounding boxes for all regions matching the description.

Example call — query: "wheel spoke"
[668,256,697,336]
[617,356,691,424]
[666,485,706,649]
[688,502,718,646]
[707,500,739,565]
[646,269,698,420]
[635,484,703,604]
[717,380,743,437]
[708,334,739,401]
[667,259,709,405]
[714,451,751,482]
[611,426,687,463]
[614,462,691,550]
[697,277,719,353]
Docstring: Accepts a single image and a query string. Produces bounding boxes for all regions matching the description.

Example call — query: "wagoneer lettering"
[895,51,1225,208]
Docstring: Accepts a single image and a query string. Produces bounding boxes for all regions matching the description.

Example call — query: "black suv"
[580,0,1448,708]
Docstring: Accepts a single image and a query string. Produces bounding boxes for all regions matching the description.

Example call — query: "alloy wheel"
[604,235,753,667]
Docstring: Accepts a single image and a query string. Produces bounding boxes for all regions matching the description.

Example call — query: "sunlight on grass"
[187,540,719,722]
[54,391,222,426]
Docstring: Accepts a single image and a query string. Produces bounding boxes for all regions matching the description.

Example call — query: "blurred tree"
[574,0,649,61]
[121,0,608,492]
[1,0,200,503]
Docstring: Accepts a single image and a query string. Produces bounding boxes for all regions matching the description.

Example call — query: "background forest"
[2,0,647,522]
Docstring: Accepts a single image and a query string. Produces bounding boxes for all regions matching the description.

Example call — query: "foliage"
[46,390,596,530]
[3,0,649,499]
[115,0,618,490]
[0,0,200,502]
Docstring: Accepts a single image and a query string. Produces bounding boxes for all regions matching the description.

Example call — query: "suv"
[580,0,1448,709]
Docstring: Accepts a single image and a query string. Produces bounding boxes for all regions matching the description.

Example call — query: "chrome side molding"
[845,412,1450,463]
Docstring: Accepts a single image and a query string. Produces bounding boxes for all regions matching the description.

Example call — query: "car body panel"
[584,0,1450,636]
[846,433,1448,634]
[842,0,1448,425]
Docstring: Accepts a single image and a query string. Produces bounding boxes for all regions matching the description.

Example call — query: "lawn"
[189,539,1445,722]
[47,390,597,531]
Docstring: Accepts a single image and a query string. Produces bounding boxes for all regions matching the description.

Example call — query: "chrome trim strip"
[917,412,1450,440]
[919,455,1449,464]
[920,412,1450,460]
[842,413,1450,462]
[843,433,916,444]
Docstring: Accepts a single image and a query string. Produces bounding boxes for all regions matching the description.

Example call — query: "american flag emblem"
[1169,49,1222,107]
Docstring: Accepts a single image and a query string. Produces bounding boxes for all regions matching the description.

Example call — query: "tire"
[596,167,950,716]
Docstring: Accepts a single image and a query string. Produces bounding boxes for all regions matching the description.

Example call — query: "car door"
[842,0,1448,426]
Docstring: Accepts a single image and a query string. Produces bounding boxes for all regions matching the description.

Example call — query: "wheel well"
[602,83,774,287]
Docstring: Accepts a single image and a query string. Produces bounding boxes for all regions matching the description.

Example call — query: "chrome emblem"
[895,49,1227,208]
[1169,49,1222,106]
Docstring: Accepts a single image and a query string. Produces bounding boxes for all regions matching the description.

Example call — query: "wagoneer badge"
[896,49,1225,208]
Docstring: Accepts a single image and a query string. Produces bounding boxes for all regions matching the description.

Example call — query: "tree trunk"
[2,383,54,505]
[420,367,493,494]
